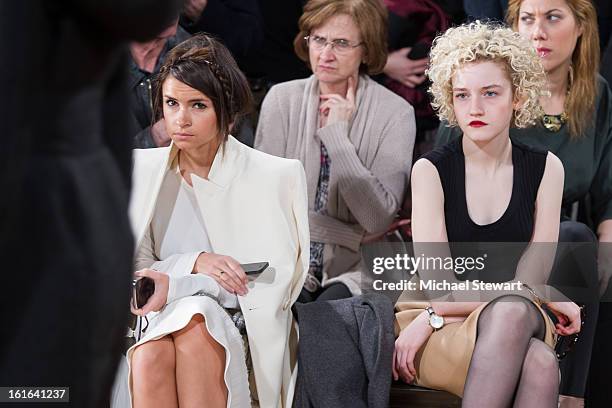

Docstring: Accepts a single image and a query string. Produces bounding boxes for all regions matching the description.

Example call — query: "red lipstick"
[469,121,487,128]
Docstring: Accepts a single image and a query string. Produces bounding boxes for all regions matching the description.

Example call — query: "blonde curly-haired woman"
[394,22,581,407]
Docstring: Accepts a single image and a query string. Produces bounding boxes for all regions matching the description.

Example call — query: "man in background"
[129,18,190,148]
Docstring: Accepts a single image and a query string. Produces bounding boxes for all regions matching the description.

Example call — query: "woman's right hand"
[319,76,357,126]
[194,253,249,296]
[546,301,582,336]
[131,268,169,316]
[393,311,433,383]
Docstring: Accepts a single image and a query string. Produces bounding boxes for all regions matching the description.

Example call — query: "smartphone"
[133,277,155,309]
[240,262,269,275]
[406,42,430,60]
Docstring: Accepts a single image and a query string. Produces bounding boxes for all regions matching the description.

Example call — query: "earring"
[568,64,574,89]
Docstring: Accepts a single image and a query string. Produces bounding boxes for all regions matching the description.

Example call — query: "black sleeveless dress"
[422,136,548,242]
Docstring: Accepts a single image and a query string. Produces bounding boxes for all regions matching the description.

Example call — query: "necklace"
[542,111,568,132]
[542,68,571,132]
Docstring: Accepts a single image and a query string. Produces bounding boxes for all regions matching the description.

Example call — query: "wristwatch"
[425,306,445,330]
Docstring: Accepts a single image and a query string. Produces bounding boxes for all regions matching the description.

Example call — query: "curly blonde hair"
[427,21,548,128]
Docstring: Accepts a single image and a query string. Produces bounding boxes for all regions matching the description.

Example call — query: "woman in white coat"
[123,34,309,408]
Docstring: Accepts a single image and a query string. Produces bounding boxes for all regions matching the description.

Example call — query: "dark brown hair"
[152,33,253,142]
[294,0,388,74]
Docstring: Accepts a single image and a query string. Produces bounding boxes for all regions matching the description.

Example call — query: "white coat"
[128,136,309,407]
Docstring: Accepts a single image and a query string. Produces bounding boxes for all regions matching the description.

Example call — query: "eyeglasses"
[304,35,363,54]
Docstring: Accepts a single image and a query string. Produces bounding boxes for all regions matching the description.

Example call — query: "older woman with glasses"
[255,0,416,303]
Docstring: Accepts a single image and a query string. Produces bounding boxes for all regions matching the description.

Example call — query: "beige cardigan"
[255,75,415,294]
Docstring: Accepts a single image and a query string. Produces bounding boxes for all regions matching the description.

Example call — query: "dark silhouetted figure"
[0,1,182,406]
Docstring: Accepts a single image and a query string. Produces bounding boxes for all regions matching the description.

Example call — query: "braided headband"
[160,56,219,76]
[159,56,223,89]
[159,56,234,115]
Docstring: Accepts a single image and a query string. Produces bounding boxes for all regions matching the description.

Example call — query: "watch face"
[430,314,444,329]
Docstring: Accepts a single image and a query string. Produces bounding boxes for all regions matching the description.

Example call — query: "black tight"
[462,295,559,408]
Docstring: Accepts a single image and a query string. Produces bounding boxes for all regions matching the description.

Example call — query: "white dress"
[111,163,251,408]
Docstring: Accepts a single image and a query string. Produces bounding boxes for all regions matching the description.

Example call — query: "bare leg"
[462,296,548,408]
[173,314,227,408]
[513,338,559,408]
[131,336,178,408]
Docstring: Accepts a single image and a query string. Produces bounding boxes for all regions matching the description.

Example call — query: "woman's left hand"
[393,311,433,383]
[131,269,170,316]
[546,301,582,336]
[320,76,356,125]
